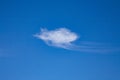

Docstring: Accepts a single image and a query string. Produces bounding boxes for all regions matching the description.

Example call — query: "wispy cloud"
[34,28,120,53]
[70,42,120,53]
[34,28,78,49]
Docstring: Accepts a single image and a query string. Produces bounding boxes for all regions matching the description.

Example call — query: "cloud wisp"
[34,28,120,53]
[70,42,120,53]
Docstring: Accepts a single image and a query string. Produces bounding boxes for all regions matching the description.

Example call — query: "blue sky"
[0,0,120,80]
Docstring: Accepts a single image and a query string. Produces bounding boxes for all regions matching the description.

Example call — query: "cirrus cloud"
[34,27,120,53]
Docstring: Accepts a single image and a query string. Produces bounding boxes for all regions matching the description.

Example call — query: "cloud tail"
[61,42,120,53]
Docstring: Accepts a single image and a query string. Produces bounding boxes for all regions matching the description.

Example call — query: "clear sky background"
[0,0,120,80]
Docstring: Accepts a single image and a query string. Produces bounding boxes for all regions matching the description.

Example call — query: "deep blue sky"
[0,0,120,80]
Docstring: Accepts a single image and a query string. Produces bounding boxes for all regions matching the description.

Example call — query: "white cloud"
[34,27,120,53]
[34,28,78,49]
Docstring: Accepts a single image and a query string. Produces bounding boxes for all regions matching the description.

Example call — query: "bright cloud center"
[35,28,78,46]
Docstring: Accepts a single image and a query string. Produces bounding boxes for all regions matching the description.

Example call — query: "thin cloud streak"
[67,43,120,53]
[34,28,120,53]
